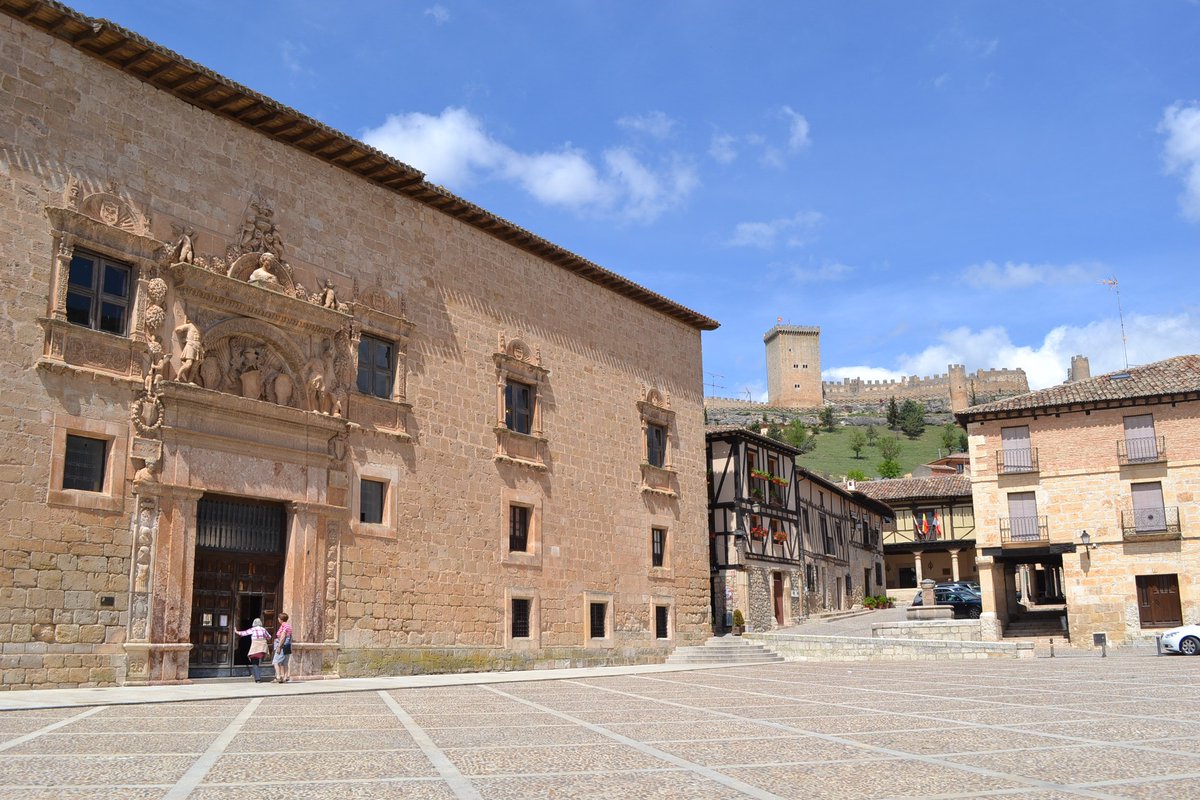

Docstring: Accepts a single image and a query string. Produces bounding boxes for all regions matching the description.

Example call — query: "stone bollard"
[920,578,936,608]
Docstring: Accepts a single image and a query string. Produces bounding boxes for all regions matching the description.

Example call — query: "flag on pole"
[921,513,929,536]
[933,511,943,539]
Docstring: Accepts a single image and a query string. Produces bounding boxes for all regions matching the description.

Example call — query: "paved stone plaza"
[1,656,1199,799]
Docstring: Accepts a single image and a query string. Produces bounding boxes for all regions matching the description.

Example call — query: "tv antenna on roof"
[1099,277,1129,369]
[704,372,725,397]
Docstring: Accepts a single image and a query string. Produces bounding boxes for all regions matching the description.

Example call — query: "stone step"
[665,635,786,665]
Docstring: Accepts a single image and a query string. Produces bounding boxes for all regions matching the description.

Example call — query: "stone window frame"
[583,591,614,648]
[347,303,414,440]
[493,334,550,470]
[650,524,671,574]
[505,587,540,649]
[501,487,542,568]
[638,387,677,496]
[48,413,128,513]
[64,249,134,336]
[40,203,161,380]
[351,464,398,537]
[651,596,674,642]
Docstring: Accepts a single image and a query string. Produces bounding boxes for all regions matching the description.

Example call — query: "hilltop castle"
[709,325,1030,414]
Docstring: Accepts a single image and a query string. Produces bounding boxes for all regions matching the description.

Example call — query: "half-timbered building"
[707,426,891,632]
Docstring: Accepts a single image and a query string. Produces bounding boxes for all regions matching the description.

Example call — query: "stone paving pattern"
[2,656,1200,798]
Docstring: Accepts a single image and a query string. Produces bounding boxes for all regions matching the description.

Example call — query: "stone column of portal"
[137,483,202,684]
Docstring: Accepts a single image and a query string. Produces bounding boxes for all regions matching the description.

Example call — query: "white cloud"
[424,4,450,24]
[727,210,824,249]
[961,260,1098,290]
[1160,101,1200,221]
[362,107,696,222]
[895,313,1200,389]
[280,41,309,75]
[788,260,854,283]
[781,106,811,151]
[709,133,738,164]
[617,111,677,140]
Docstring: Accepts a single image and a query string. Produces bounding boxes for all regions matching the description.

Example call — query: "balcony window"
[504,379,534,435]
[646,423,667,468]
[999,426,1036,474]
[356,335,395,399]
[1121,415,1163,464]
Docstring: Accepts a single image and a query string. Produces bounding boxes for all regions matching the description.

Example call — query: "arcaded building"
[0,3,718,687]
[957,355,1200,646]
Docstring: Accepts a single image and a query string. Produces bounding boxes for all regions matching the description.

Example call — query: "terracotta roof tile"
[958,355,1200,420]
[853,475,972,502]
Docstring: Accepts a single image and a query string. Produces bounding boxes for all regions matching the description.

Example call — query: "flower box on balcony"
[772,531,788,544]
[749,526,768,539]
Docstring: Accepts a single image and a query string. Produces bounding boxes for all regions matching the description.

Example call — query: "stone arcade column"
[976,554,1003,640]
[124,483,203,684]
[913,552,924,584]
[949,549,961,582]
[283,501,342,678]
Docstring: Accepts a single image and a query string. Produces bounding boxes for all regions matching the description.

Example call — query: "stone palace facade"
[0,1,718,688]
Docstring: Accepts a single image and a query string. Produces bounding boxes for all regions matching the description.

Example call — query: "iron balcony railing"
[996,447,1038,475]
[1121,506,1180,537]
[999,515,1049,545]
[1117,436,1166,465]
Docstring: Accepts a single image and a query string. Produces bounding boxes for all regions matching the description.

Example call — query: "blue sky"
[73,2,1200,393]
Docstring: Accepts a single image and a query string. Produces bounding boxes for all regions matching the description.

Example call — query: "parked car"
[910,587,983,618]
[940,581,981,595]
[1160,625,1200,655]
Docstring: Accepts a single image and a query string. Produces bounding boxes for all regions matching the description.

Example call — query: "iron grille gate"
[196,496,286,552]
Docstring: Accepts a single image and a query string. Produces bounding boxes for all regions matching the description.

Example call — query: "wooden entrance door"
[188,496,286,678]
[1137,574,1181,628]
[772,573,784,625]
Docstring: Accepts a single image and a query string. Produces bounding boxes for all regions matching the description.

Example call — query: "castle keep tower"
[765,325,822,407]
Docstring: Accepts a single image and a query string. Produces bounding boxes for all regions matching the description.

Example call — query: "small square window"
[511,598,531,639]
[66,252,131,334]
[646,424,666,468]
[651,527,666,568]
[62,434,106,492]
[357,335,395,399]
[655,605,669,639]
[504,379,534,435]
[509,505,530,552]
[589,602,607,639]
[360,478,386,524]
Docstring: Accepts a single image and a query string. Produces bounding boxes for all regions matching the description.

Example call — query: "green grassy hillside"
[796,425,951,480]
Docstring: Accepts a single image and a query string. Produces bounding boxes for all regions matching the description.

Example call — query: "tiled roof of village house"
[705,424,804,456]
[0,0,719,332]
[956,354,1200,422]
[853,475,972,502]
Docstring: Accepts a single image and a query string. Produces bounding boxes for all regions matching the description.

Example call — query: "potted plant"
[750,468,771,481]
[731,609,745,635]
[749,487,764,501]
[772,530,788,544]
[749,526,768,539]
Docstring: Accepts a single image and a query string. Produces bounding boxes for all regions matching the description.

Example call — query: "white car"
[1160,625,1200,655]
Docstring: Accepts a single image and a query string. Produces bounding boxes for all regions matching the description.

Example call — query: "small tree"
[820,404,836,431]
[877,459,903,478]
[878,435,902,462]
[886,396,899,429]
[958,431,969,452]
[899,400,926,439]
[866,424,878,445]
[940,422,960,453]
[780,419,816,453]
[846,468,867,482]
[848,429,867,459]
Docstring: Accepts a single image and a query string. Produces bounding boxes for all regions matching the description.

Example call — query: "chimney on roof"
[1068,354,1091,383]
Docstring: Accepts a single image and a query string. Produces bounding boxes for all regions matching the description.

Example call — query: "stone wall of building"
[0,11,713,687]
[966,398,1200,646]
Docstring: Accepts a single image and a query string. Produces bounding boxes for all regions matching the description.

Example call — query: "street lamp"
[1079,530,1091,553]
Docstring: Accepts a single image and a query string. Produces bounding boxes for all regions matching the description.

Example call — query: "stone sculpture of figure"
[274,372,294,407]
[239,347,263,400]
[133,454,160,484]
[307,342,338,415]
[173,322,203,384]
[199,353,223,391]
[248,252,281,288]
[319,279,338,309]
[142,338,166,395]
[170,227,195,265]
